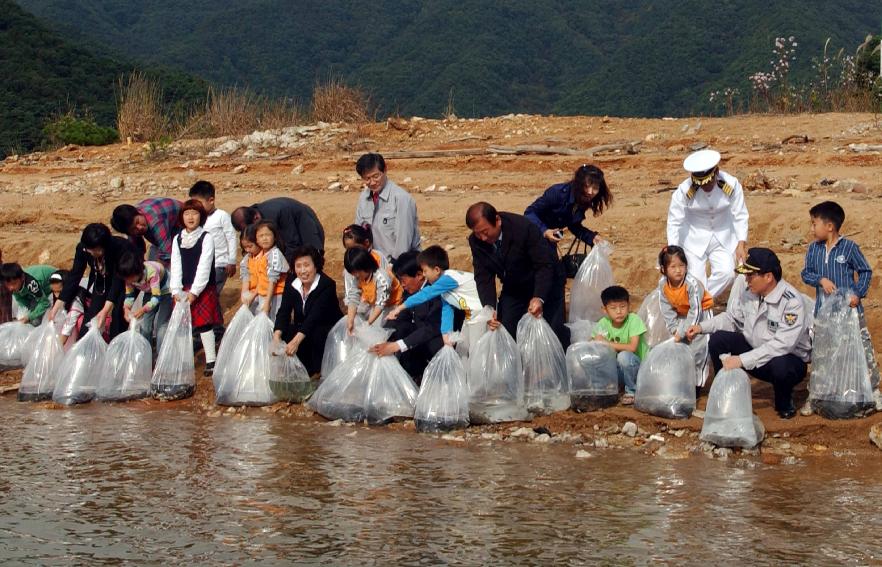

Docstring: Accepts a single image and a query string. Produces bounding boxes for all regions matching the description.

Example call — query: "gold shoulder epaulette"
[718,178,734,196]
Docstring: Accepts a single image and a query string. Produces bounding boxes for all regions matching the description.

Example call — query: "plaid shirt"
[801,237,872,315]
[133,198,181,265]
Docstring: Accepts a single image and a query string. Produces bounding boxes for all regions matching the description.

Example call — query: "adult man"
[354,153,420,262]
[466,202,558,341]
[231,197,325,255]
[686,248,811,419]
[111,198,182,266]
[667,149,749,298]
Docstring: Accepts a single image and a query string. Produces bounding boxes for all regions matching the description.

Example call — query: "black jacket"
[60,236,133,309]
[468,211,554,308]
[395,294,443,350]
[255,197,325,254]
[274,272,342,341]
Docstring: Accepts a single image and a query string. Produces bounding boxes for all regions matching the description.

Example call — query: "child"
[0,263,57,325]
[238,225,260,313]
[342,224,388,314]
[170,199,223,377]
[800,200,879,411]
[117,250,172,352]
[593,285,649,405]
[386,245,482,344]
[656,245,714,389]
[188,181,238,296]
[343,246,402,334]
[248,220,289,319]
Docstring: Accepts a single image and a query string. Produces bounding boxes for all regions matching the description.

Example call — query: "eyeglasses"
[361,171,384,183]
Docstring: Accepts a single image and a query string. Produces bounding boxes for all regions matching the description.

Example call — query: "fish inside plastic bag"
[96,318,153,402]
[320,316,358,379]
[216,313,277,406]
[415,343,470,432]
[517,313,570,415]
[212,305,253,392]
[151,299,195,401]
[269,344,314,403]
[700,367,765,448]
[634,339,696,419]
[809,291,875,419]
[566,339,619,412]
[468,325,530,423]
[568,241,614,323]
[19,316,64,401]
[52,318,107,405]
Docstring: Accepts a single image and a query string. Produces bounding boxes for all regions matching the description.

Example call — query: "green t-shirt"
[594,313,649,361]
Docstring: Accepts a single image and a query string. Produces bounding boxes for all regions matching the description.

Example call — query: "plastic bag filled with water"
[568,241,614,323]
[19,317,63,401]
[52,319,107,405]
[517,313,570,415]
[567,340,619,412]
[150,299,195,401]
[637,289,670,348]
[216,313,277,406]
[566,319,596,345]
[468,325,529,423]
[456,306,493,363]
[700,368,765,448]
[634,339,696,418]
[96,318,152,402]
[269,344,313,403]
[320,316,358,379]
[415,345,469,432]
[212,305,253,392]
[364,350,419,425]
[809,291,875,419]
[0,321,36,370]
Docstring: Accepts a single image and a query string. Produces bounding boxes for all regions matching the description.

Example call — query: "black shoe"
[777,407,796,419]
[204,361,215,377]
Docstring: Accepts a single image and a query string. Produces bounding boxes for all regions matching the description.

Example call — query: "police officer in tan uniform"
[686,248,811,419]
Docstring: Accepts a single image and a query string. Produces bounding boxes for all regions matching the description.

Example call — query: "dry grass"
[179,87,304,139]
[310,77,371,123]
[116,72,169,142]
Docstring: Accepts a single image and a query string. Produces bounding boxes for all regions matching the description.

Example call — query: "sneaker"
[204,361,215,377]
[799,400,813,416]
[621,394,635,406]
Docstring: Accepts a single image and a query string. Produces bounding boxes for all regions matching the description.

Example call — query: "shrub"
[311,77,371,123]
[43,112,119,147]
[117,72,169,142]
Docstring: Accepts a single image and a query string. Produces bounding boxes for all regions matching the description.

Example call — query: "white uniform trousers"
[684,235,735,299]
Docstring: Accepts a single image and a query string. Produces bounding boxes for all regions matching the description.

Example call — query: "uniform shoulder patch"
[783,312,798,326]
[782,290,796,300]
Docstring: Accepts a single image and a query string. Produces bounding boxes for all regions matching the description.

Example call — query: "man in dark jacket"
[231,197,325,255]
[466,202,560,342]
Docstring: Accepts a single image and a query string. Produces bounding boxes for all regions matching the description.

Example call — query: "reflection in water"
[1,399,881,564]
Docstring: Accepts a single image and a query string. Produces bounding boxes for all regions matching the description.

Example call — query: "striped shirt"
[801,237,871,314]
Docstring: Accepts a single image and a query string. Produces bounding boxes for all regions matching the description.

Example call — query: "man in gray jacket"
[354,153,420,262]
[686,248,811,419]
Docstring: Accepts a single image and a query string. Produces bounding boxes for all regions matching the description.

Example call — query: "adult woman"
[273,245,342,376]
[666,149,749,299]
[47,223,131,340]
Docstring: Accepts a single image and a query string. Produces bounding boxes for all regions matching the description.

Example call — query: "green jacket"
[12,265,56,324]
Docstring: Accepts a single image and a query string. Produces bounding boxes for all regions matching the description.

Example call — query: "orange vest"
[663,281,713,316]
[360,271,403,307]
[253,251,287,296]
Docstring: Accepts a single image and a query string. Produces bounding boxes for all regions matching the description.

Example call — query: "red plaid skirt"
[186,284,222,328]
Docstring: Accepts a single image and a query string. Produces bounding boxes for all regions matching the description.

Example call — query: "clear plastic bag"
[212,305,253,392]
[96,318,152,402]
[457,306,494,363]
[269,345,314,403]
[565,320,596,345]
[415,345,470,432]
[634,339,696,418]
[320,316,358,379]
[216,313,277,406]
[568,241,614,323]
[809,291,875,419]
[637,289,670,348]
[468,325,529,423]
[150,299,195,401]
[517,314,570,415]
[52,319,107,405]
[700,368,765,448]
[0,321,36,370]
[566,341,619,412]
[19,318,63,401]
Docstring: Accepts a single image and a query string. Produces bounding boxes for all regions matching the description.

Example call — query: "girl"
[238,224,262,314]
[273,245,343,375]
[170,199,223,377]
[341,224,388,314]
[248,221,288,319]
[343,246,402,334]
[657,245,714,388]
[117,250,172,353]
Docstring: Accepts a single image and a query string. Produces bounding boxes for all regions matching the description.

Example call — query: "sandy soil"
[1,112,881,461]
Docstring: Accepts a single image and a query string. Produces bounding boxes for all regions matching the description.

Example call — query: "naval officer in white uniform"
[666,149,749,298]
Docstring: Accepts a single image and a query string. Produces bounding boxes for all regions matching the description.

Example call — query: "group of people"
[1,149,877,421]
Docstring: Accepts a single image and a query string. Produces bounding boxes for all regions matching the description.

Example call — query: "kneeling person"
[0,263,57,325]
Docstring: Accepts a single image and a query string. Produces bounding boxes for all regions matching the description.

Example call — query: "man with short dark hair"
[354,153,420,262]
[111,198,182,266]
[466,201,559,341]
[686,247,811,419]
[231,197,324,255]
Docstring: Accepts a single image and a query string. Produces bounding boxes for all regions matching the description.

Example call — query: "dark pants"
[498,280,569,348]
[83,292,127,341]
[708,331,807,411]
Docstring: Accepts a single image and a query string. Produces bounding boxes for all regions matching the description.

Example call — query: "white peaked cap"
[683,149,721,173]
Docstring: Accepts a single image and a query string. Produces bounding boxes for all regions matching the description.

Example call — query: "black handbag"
[561,237,588,279]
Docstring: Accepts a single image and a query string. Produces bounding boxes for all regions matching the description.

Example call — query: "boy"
[188,180,238,295]
[0,263,57,325]
[386,245,482,344]
[800,200,879,413]
[593,285,649,405]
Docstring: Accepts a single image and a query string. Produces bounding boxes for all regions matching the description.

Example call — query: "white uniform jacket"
[667,170,749,257]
